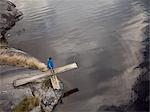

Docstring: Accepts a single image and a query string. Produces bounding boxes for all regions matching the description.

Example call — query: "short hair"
[49,57,52,60]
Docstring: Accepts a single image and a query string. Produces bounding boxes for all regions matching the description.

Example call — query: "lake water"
[8,0,148,111]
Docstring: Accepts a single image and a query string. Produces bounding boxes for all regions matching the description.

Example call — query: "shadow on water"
[63,88,79,98]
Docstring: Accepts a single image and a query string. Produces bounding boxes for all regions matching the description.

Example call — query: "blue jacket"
[47,58,54,69]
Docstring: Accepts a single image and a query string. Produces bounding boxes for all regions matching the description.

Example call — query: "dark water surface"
[8,0,148,111]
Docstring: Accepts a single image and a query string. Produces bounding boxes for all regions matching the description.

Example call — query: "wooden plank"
[13,63,78,87]
[50,75,60,89]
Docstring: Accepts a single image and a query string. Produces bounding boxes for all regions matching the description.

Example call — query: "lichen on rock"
[30,82,63,112]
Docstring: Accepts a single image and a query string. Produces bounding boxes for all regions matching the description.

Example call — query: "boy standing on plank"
[47,57,54,73]
[47,57,60,89]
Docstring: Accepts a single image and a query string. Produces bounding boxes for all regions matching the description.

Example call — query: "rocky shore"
[0,0,22,39]
[0,1,63,112]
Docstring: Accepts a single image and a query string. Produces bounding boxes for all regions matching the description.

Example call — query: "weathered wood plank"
[13,63,78,87]
[50,75,60,89]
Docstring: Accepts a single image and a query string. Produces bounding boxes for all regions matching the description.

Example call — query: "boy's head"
[49,57,52,60]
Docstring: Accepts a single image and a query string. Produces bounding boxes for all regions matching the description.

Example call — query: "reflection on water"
[8,0,148,111]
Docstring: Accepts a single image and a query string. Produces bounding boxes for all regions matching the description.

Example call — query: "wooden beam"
[50,75,60,90]
[13,63,78,87]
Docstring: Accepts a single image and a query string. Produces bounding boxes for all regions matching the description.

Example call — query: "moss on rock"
[12,96,39,112]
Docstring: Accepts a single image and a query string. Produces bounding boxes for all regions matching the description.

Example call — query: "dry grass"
[0,48,48,72]
[12,96,39,112]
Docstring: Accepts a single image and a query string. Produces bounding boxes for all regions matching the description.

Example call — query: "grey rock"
[31,82,63,112]
[0,0,23,38]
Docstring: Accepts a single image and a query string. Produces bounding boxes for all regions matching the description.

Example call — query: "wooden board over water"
[13,63,78,87]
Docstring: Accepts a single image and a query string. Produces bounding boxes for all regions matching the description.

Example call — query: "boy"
[47,57,54,73]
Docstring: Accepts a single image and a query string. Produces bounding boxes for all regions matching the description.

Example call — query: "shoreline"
[0,1,63,112]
